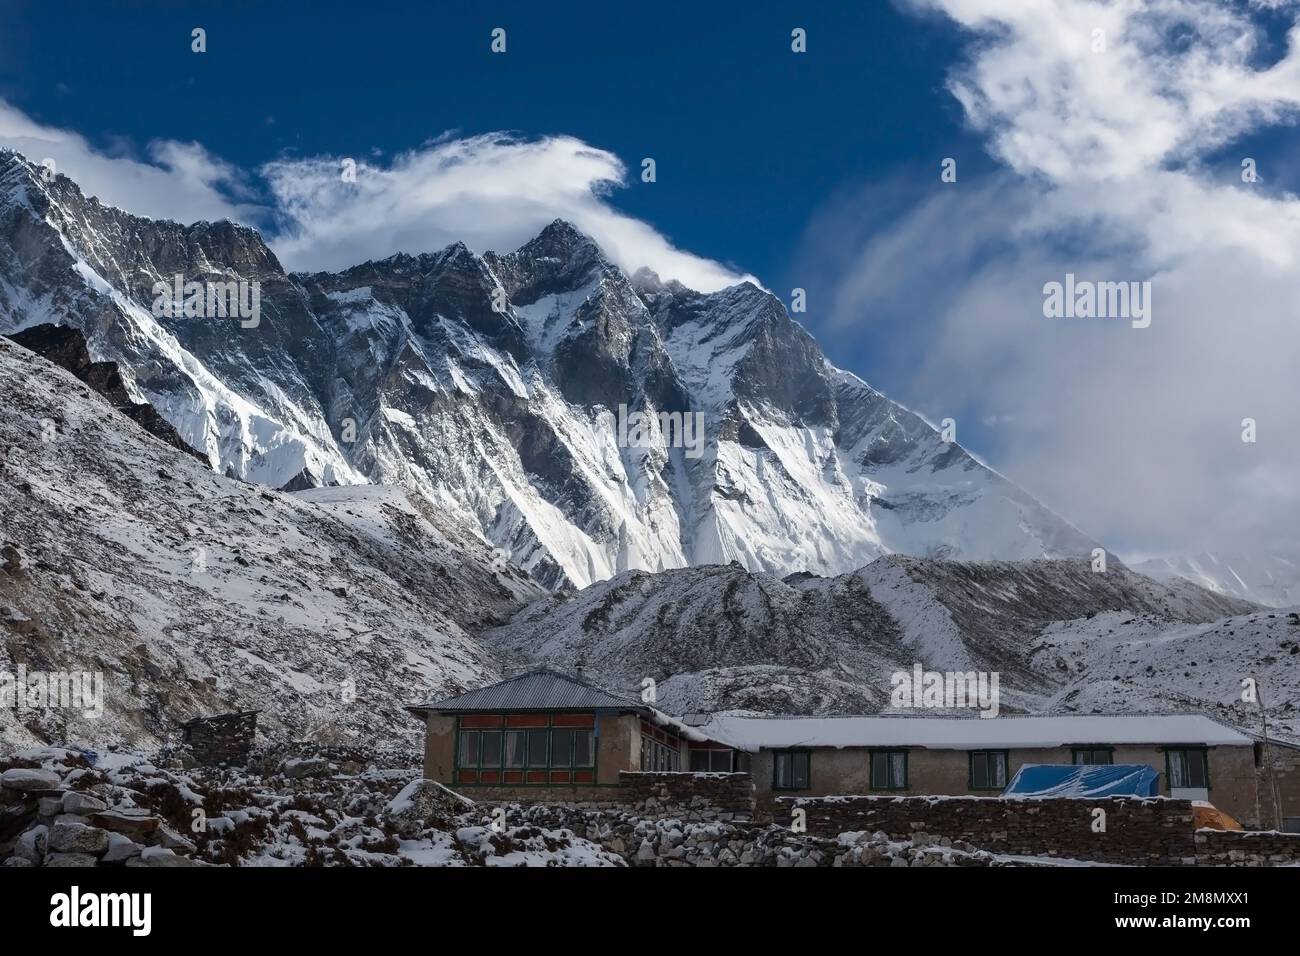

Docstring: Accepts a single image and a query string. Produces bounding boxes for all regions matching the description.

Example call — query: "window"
[573,730,593,767]
[773,751,810,790]
[551,729,574,767]
[1282,818,1300,834]
[1166,748,1209,789]
[456,715,597,783]
[458,731,480,767]
[1072,747,1113,765]
[640,723,683,772]
[690,749,735,772]
[480,730,502,767]
[526,730,549,767]
[870,751,908,790]
[969,751,1008,790]
[504,730,526,768]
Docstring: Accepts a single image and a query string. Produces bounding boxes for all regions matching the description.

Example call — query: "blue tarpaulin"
[1002,764,1160,798]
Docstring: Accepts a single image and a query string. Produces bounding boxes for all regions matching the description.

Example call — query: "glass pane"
[1169,751,1187,788]
[1188,750,1207,788]
[1098,750,1113,765]
[504,730,526,768]
[775,753,791,789]
[641,738,650,770]
[480,731,501,768]
[871,753,887,788]
[690,750,709,772]
[973,752,988,787]
[458,731,479,768]
[551,729,573,768]
[793,753,809,789]
[710,750,731,772]
[890,752,906,788]
[527,729,548,766]
[574,730,593,767]
[992,753,1006,788]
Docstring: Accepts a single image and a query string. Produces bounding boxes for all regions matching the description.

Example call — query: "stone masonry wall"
[1194,828,1300,866]
[455,772,755,823]
[786,794,1199,865]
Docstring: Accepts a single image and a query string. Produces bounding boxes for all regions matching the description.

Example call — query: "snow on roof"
[699,713,1252,752]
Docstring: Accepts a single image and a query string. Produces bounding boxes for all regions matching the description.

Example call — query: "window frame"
[1071,746,1115,766]
[968,750,1010,791]
[772,749,812,791]
[1163,746,1211,791]
[868,749,909,791]
[454,714,599,785]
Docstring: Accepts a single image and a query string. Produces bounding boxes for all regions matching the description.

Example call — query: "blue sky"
[2,0,1300,558]
[0,0,991,281]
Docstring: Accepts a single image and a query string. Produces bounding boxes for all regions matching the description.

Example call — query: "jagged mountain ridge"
[0,332,540,750]
[484,556,1282,735]
[1133,552,1300,609]
[0,150,1101,589]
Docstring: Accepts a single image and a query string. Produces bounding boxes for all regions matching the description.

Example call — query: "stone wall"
[447,772,754,822]
[785,794,1199,865]
[618,772,754,821]
[182,711,258,766]
[1194,828,1300,866]
[509,804,1008,867]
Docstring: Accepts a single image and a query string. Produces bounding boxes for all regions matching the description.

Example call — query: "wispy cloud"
[809,0,1300,558]
[0,101,750,292]
[262,133,753,290]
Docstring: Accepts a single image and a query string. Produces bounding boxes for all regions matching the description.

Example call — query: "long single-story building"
[407,669,1287,827]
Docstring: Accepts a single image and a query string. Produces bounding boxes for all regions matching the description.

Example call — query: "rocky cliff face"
[0,332,540,750]
[0,150,1101,590]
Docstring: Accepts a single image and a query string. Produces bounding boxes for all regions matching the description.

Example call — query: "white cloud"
[0,100,256,223]
[810,0,1300,558]
[262,133,752,290]
[0,100,749,292]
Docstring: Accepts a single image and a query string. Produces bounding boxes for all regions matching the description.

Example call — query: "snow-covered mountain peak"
[0,161,1104,589]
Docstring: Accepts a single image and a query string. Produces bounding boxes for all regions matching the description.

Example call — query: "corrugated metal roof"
[408,668,644,713]
[699,713,1254,751]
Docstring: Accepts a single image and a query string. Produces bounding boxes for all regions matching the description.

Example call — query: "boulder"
[126,847,201,867]
[0,768,61,793]
[384,779,475,837]
[62,791,108,815]
[155,825,197,853]
[102,832,144,863]
[14,824,47,864]
[280,757,330,779]
[90,809,160,838]
[48,820,110,855]
[44,852,99,867]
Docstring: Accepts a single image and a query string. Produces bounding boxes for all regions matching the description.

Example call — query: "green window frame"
[869,750,908,790]
[1164,747,1210,791]
[968,750,1009,790]
[455,717,597,783]
[1071,747,1114,765]
[772,750,811,791]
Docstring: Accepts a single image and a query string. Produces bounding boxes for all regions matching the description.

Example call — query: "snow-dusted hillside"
[1036,608,1300,742]
[485,555,1265,728]
[0,334,538,750]
[0,150,1101,590]
[1134,552,1300,609]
